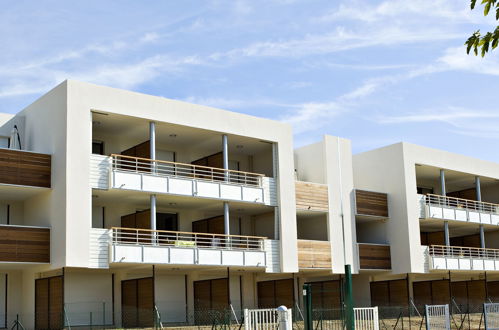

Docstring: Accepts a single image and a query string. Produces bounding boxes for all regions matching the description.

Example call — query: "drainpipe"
[222,135,230,236]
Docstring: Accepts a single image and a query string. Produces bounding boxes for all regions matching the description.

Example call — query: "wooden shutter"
[467,280,486,306]
[122,279,138,328]
[194,280,211,310]
[35,278,49,330]
[432,280,450,305]
[135,210,151,229]
[323,280,342,308]
[389,279,408,307]
[413,281,432,308]
[257,281,275,308]
[451,282,468,307]
[370,281,389,307]
[275,279,294,308]
[488,281,499,302]
[35,276,63,330]
[311,282,323,309]
[137,278,154,327]
[211,278,229,310]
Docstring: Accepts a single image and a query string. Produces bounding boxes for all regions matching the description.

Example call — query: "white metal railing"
[428,245,499,260]
[244,308,292,330]
[354,307,379,330]
[424,194,499,215]
[111,154,264,187]
[111,227,265,251]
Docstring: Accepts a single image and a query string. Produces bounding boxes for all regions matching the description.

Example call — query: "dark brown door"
[35,276,63,330]
[193,278,229,311]
[121,277,154,328]
[370,279,408,307]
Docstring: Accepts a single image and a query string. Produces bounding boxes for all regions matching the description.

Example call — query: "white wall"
[155,274,187,323]
[64,271,113,326]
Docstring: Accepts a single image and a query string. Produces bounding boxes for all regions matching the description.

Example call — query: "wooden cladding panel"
[468,280,486,306]
[121,141,151,158]
[298,239,331,269]
[35,278,49,330]
[257,279,294,309]
[191,152,223,168]
[295,181,328,212]
[0,226,50,263]
[192,215,225,235]
[450,234,481,248]
[0,148,51,188]
[358,244,391,270]
[355,190,388,217]
[448,188,477,201]
[432,280,451,305]
[370,279,408,307]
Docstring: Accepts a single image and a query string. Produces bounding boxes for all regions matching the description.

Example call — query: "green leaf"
[485,1,491,15]
[471,0,477,9]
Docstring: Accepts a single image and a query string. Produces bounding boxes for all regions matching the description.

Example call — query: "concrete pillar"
[444,221,450,246]
[440,169,446,196]
[476,176,482,201]
[480,225,485,249]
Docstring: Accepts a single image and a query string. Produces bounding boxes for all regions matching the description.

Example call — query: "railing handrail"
[295,180,328,187]
[110,153,265,177]
[110,227,267,240]
[425,193,499,209]
[428,244,499,260]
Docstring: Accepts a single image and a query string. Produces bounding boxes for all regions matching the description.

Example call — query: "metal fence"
[484,303,499,330]
[425,305,450,330]
[112,154,264,187]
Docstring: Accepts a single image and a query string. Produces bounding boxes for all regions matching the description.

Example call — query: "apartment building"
[0,80,497,328]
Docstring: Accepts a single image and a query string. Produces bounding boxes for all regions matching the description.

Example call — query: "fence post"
[244,309,249,330]
[344,264,355,330]
[303,283,312,330]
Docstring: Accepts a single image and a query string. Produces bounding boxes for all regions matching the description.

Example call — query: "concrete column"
[440,169,446,196]
[444,221,450,246]
[480,225,485,249]
[476,176,482,201]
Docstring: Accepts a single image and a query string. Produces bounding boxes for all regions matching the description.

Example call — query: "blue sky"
[1,0,499,161]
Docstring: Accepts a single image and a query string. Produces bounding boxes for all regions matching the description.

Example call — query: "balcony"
[355,190,388,218]
[0,225,50,263]
[108,227,267,268]
[426,245,499,271]
[90,154,276,206]
[297,239,331,269]
[420,194,499,225]
[357,243,391,270]
[295,181,328,212]
[0,148,51,188]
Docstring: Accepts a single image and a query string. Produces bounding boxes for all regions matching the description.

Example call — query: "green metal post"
[303,283,313,330]
[344,264,355,330]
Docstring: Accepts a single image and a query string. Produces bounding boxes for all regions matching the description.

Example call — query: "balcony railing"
[111,227,265,251]
[425,194,499,214]
[111,154,264,187]
[428,245,499,259]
